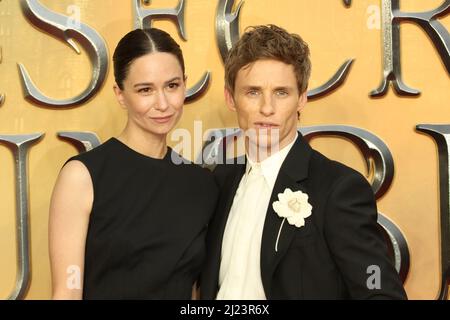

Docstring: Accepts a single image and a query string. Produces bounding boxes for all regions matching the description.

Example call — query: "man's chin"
[246,137,281,156]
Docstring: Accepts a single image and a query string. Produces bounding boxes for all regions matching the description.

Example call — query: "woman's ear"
[182,75,188,91]
[224,87,236,112]
[297,91,307,114]
[113,83,127,109]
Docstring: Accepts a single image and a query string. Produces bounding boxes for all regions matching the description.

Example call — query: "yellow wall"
[0,0,449,299]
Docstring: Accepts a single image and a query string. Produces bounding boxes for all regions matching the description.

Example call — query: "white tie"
[217,162,268,299]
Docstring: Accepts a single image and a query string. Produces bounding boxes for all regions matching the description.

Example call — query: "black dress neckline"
[110,137,172,162]
[65,136,219,299]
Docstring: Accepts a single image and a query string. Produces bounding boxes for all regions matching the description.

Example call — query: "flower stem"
[275,218,286,253]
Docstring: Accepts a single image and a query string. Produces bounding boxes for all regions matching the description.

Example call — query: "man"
[201,25,407,299]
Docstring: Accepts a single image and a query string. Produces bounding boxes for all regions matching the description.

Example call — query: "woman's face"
[114,52,186,136]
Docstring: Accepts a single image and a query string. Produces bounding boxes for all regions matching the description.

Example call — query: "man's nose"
[259,94,275,116]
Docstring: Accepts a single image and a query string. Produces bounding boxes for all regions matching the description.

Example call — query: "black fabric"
[201,134,407,300]
[65,138,218,299]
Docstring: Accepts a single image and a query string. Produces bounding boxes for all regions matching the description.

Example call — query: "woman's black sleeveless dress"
[65,137,218,299]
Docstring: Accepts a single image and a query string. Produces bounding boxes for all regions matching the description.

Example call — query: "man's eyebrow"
[241,85,261,90]
[273,86,294,91]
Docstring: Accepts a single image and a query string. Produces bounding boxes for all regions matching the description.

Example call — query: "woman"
[49,28,218,299]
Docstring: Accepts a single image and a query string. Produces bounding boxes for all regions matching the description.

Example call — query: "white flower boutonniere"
[272,188,312,252]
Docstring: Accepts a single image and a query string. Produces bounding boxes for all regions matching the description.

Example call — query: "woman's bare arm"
[48,160,93,299]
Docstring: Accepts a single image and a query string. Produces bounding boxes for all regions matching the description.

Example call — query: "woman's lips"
[150,115,173,124]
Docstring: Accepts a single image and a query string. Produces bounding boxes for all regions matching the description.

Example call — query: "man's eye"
[276,90,288,96]
[247,90,259,96]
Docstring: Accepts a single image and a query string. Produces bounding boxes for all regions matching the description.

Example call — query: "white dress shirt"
[217,133,298,299]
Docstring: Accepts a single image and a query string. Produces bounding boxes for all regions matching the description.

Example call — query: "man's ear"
[297,91,308,114]
[113,83,127,110]
[224,86,236,112]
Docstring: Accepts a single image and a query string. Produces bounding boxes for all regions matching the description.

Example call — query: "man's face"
[225,59,307,155]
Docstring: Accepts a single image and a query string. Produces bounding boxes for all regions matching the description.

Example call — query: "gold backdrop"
[0,0,449,299]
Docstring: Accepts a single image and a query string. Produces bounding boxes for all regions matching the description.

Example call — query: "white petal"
[300,193,309,202]
[279,188,293,203]
[285,188,294,195]
[285,215,295,225]
[292,190,304,198]
[294,217,306,228]
[300,205,312,219]
[287,215,302,227]
[277,207,291,218]
[272,201,282,214]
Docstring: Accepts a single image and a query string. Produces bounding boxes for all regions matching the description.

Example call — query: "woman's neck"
[117,127,167,159]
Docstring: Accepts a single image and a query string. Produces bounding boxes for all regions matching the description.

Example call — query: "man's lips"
[254,122,279,128]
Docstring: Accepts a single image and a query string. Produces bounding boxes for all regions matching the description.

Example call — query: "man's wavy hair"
[225,24,311,95]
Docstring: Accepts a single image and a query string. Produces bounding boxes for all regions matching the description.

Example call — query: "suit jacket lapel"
[215,161,246,252]
[260,134,312,298]
[205,159,245,297]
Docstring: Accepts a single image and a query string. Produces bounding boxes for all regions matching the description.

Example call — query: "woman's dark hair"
[113,28,185,90]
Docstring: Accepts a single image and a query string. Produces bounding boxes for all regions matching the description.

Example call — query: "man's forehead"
[235,59,297,86]
[239,59,294,71]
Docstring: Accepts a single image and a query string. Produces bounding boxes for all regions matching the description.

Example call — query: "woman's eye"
[168,83,180,89]
[138,87,152,94]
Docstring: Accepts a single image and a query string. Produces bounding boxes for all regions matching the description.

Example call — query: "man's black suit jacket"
[201,134,407,299]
